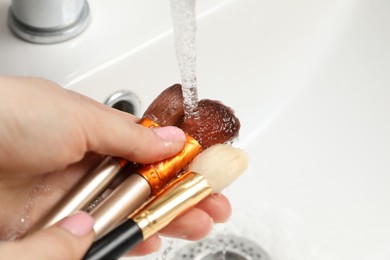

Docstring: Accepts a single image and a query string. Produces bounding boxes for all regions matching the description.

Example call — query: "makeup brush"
[143,84,184,126]
[83,144,248,260]
[28,119,161,233]
[89,129,202,238]
[29,85,184,233]
[89,87,241,239]
[179,99,241,148]
[30,84,241,241]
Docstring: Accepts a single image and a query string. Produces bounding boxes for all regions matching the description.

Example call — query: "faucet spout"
[8,0,90,44]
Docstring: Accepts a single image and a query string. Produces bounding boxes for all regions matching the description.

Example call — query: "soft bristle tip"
[189,144,248,192]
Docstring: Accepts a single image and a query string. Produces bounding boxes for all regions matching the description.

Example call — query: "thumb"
[76,96,187,164]
[0,212,94,260]
[66,88,187,164]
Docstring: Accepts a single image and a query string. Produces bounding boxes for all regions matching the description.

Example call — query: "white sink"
[1,0,390,259]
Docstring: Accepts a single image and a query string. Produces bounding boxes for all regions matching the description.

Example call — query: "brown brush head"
[179,99,240,148]
[143,84,240,148]
[143,84,184,126]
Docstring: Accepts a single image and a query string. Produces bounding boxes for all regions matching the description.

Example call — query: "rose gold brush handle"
[29,156,127,233]
[90,173,152,239]
[29,118,160,234]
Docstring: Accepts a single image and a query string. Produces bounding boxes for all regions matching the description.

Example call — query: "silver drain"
[104,90,141,116]
[173,234,270,260]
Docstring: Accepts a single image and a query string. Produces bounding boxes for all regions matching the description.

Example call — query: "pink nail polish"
[153,126,186,142]
[58,211,94,237]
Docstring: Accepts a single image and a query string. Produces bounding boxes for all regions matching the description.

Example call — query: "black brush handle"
[83,219,143,260]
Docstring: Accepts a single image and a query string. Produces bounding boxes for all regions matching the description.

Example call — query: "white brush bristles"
[189,144,248,193]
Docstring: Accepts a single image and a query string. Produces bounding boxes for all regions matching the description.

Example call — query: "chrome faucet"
[8,0,90,44]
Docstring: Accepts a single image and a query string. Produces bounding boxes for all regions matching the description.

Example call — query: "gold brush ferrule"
[137,133,202,195]
[132,171,212,240]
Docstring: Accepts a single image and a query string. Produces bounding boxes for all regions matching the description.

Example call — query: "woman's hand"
[0,76,231,259]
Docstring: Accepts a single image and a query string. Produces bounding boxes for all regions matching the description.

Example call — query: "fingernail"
[58,211,94,237]
[153,126,186,142]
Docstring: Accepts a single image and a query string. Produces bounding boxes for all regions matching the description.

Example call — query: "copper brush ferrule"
[136,132,201,195]
[90,126,202,239]
[28,118,159,234]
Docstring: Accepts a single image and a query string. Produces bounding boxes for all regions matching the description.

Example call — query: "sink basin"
[1,0,390,259]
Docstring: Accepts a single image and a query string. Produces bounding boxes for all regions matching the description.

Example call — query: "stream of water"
[170,1,230,259]
[171,0,199,120]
